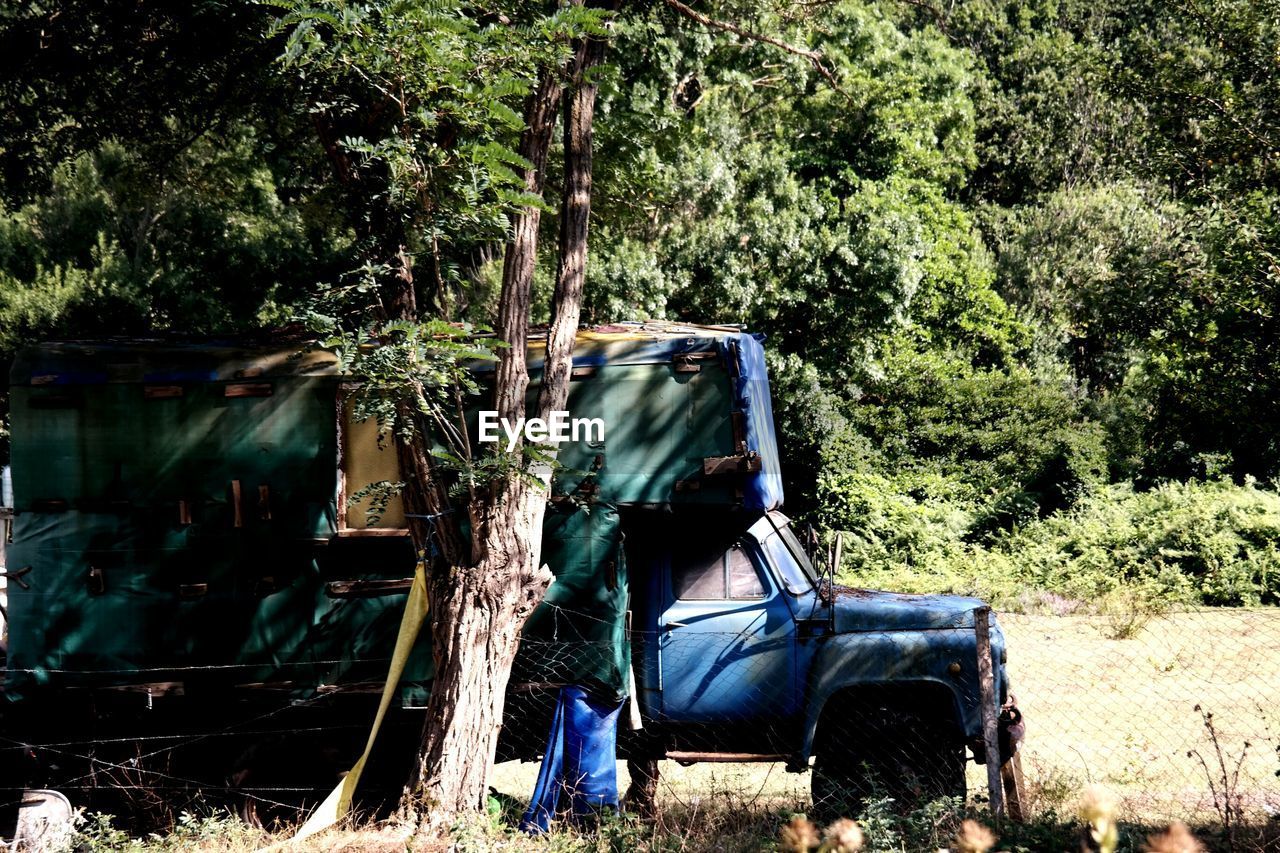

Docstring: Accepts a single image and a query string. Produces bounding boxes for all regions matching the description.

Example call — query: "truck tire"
[811,702,965,818]
[229,737,348,830]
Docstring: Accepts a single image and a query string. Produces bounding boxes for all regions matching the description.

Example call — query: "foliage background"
[3,0,1280,609]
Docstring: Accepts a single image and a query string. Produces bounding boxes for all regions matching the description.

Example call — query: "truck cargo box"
[3,322,779,701]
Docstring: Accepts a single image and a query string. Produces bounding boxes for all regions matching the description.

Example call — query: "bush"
[828,478,1280,608]
[1007,479,1280,607]
[823,346,1108,531]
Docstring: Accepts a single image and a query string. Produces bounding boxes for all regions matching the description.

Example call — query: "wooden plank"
[702,452,763,476]
[257,484,271,521]
[88,681,185,696]
[335,384,349,531]
[975,605,1005,818]
[1001,752,1026,822]
[143,385,183,400]
[325,577,414,598]
[671,352,715,373]
[731,410,748,453]
[316,682,384,694]
[223,382,273,398]
[231,480,243,528]
[335,528,411,538]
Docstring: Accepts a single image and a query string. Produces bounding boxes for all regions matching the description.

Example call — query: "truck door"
[657,538,798,722]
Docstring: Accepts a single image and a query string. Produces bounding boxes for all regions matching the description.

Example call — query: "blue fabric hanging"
[520,685,623,833]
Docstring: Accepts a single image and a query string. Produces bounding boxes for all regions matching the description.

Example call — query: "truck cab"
[625,509,1011,810]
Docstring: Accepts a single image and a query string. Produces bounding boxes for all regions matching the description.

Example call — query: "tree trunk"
[413,482,551,818]
[624,757,659,818]
[403,6,614,831]
[538,21,609,420]
[406,68,564,828]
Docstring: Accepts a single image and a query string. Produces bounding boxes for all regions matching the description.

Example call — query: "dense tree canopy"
[3,0,1280,605]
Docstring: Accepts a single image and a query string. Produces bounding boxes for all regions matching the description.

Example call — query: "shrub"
[1007,479,1280,607]
[830,347,1107,528]
[1097,587,1169,639]
[828,478,1280,608]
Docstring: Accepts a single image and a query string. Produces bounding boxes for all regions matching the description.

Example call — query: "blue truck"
[0,323,1018,830]
[621,508,1012,813]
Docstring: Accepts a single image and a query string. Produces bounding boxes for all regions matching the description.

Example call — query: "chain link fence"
[0,605,1276,845]
[496,606,1280,836]
[994,607,1280,826]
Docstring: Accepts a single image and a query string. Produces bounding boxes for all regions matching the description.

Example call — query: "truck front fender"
[797,628,996,765]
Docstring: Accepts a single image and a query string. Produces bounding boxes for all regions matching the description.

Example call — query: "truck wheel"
[229,737,347,830]
[811,705,965,818]
[623,758,659,818]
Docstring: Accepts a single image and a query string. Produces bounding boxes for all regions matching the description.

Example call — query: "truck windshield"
[762,525,817,595]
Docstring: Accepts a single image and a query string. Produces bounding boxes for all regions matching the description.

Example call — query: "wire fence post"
[974,605,1004,819]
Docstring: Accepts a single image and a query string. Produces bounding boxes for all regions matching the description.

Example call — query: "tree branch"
[895,0,950,34]
[662,0,853,103]
[539,8,614,425]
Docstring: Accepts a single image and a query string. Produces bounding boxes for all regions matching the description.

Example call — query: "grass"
[995,608,1280,825]
[69,609,1280,851]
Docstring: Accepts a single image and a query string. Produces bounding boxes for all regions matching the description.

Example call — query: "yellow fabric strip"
[289,561,431,843]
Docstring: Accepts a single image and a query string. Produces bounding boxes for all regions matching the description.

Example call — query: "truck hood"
[831,586,988,632]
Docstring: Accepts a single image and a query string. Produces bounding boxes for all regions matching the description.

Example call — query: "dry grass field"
[995,608,1280,824]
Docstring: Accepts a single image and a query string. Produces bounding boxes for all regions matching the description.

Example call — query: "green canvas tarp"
[518,502,629,701]
[6,331,740,703]
[3,366,393,697]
